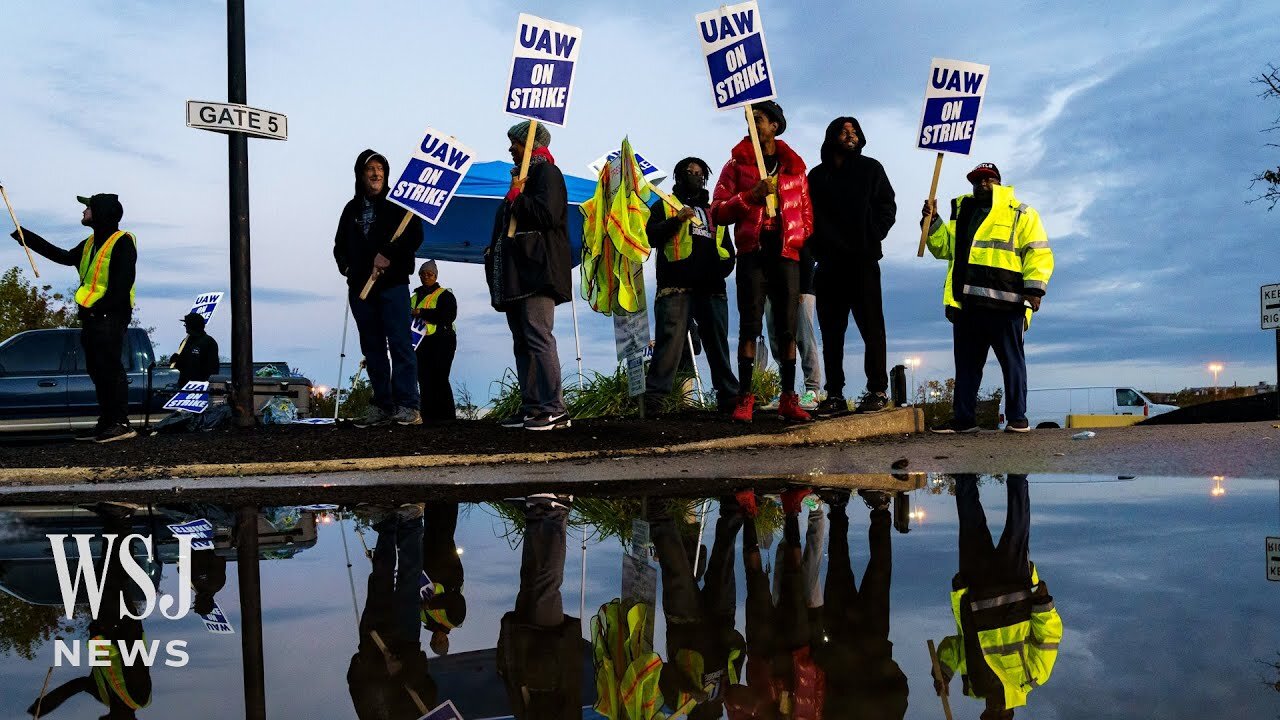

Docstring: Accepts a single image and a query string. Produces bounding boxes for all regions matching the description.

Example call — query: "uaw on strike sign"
[387,128,475,225]
[917,58,990,155]
[505,14,582,126]
[696,1,776,111]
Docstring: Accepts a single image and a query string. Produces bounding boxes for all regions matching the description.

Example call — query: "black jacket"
[807,117,897,265]
[15,194,136,313]
[485,161,572,309]
[411,284,458,338]
[175,331,220,385]
[647,186,735,293]
[333,149,424,294]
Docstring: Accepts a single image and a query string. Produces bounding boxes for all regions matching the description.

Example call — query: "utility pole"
[227,0,254,427]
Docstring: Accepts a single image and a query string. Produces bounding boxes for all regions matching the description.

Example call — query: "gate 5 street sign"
[186,100,287,141]
[1262,283,1280,330]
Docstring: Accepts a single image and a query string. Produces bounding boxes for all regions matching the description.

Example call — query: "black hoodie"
[806,117,897,265]
[13,194,136,313]
[333,149,424,294]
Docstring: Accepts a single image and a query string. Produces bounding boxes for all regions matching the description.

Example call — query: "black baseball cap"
[966,163,1001,183]
[753,101,787,135]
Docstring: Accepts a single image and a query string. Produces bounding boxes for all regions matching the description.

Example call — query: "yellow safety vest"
[660,203,729,263]
[90,634,151,710]
[936,565,1063,710]
[75,231,137,308]
[410,286,451,336]
[925,185,1052,327]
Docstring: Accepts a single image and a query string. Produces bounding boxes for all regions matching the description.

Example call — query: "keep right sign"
[1261,283,1280,330]
[1267,536,1280,581]
[917,58,990,155]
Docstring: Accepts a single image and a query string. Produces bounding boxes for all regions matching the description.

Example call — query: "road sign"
[1262,283,1279,330]
[186,100,287,141]
[1268,537,1280,581]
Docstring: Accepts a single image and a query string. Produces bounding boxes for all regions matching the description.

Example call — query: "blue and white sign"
[167,518,215,551]
[189,292,223,322]
[588,149,667,186]
[504,13,582,127]
[410,318,428,350]
[163,381,210,414]
[387,129,475,226]
[416,700,463,720]
[198,598,235,634]
[916,58,990,156]
[696,1,776,111]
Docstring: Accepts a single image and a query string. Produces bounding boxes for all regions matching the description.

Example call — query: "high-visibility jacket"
[90,634,151,710]
[410,285,452,336]
[660,202,729,263]
[936,564,1062,710]
[75,230,137,308]
[926,185,1052,327]
[580,140,652,316]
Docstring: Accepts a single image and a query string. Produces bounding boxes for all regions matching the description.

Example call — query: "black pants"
[815,263,888,397]
[823,502,892,643]
[81,308,131,426]
[646,291,739,406]
[737,250,800,391]
[953,309,1027,425]
[956,474,1031,587]
[416,333,457,421]
[515,497,569,627]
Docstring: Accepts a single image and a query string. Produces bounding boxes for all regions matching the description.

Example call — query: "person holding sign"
[11,193,137,443]
[922,164,1054,434]
[173,312,219,386]
[334,149,424,428]
[808,117,898,418]
[711,101,815,423]
[644,157,739,415]
[485,122,572,431]
[411,260,458,422]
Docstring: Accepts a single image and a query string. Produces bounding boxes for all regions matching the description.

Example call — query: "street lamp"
[1211,475,1226,497]
[904,357,921,405]
[1207,363,1224,391]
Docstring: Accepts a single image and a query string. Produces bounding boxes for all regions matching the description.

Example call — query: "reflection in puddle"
[0,475,1276,719]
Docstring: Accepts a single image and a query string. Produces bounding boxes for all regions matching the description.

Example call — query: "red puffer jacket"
[711,137,814,261]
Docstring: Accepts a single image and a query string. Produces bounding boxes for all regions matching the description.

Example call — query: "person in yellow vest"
[410,260,458,422]
[645,157,739,415]
[933,474,1062,719]
[11,193,138,442]
[923,164,1054,434]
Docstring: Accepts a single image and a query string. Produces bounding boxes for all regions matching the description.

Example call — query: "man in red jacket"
[712,101,816,423]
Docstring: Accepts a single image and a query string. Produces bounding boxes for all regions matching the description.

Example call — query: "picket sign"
[916,58,991,257]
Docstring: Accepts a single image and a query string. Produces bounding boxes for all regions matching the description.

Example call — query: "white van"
[1026,387,1178,429]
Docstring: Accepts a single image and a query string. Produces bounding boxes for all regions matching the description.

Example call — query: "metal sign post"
[1262,283,1279,419]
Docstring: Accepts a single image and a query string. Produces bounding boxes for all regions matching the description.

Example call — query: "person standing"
[711,101,815,423]
[173,312,220,386]
[12,193,137,442]
[334,149,424,428]
[410,260,458,422]
[808,117,898,417]
[923,164,1053,434]
[485,121,573,431]
[645,157,739,415]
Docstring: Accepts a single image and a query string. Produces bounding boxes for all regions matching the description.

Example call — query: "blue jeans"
[646,291,739,406]
[766,293,822,394]
[350,285,419,411]
[952,309,1026,425]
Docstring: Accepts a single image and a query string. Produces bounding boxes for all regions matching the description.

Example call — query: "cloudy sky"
[2,0,1278,404]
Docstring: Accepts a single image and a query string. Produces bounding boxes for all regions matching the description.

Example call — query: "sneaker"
[1004,418,1031,433]
[392,406,423,426]
[855,392,890,414]
[858,489,891,512]
[76,422,107,441]
[524,412,571,431]
[778,392,813,423]
[354,406,392,428]
[780,487,812,515]
[813,397,850,418]
[734,489,759,518]
[526,492,573,510]
[799,390,819,410]
[93,424,137,444]
[930,418,979,434]
[730,395,755,423]
[499,414,528,429]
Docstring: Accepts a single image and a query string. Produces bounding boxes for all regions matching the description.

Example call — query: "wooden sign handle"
[648,183,704,227]
[0,185,39,278]
[743,104,777,218]
[358,210,416,300]
[927,639,955,720]
[507,119,540,238]
[917,152,944,258]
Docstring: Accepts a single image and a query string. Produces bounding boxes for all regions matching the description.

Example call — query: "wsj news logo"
[48,532,202,668]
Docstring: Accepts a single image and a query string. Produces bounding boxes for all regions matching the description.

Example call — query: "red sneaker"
[734,489,759,518]
[780,487,812,515]
[778,392,813,423]
[731,394,755,423]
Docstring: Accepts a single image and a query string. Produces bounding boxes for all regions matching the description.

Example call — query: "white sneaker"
[799,390,819,410]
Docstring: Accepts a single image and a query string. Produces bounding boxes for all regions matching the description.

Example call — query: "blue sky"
[2,0,1278,403]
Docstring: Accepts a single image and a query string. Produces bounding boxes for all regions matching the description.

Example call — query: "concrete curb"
[0,408,923,487]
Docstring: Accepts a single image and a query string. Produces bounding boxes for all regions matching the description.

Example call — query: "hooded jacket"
[647,162,736,293]
[174,329,219,385]
[333,149,424,295]
[485,155,573,308]
[807,117,897,265]
[711,138,814,261]
[15,194,136,314]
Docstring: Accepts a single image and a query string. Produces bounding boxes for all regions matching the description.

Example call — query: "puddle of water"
[0,475,1275,719]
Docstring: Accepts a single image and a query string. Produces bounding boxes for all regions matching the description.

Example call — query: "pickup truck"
[0,328,313,433]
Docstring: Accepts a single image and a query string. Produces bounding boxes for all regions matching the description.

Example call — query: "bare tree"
[1252,64,1280,209]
